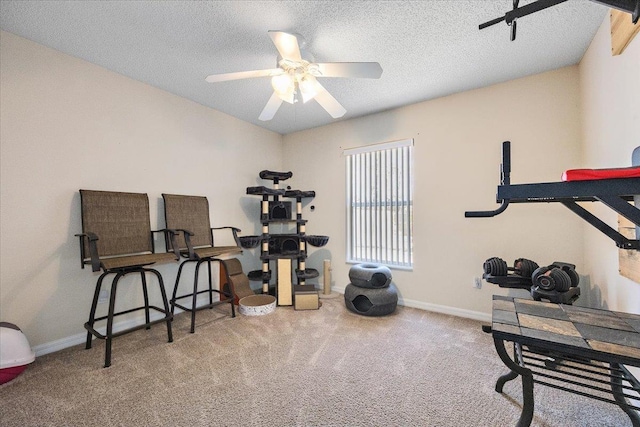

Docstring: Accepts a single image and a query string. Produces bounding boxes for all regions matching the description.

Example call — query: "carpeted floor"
[0,297,633,426]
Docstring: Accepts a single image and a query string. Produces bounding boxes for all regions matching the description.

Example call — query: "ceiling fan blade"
[206,68,281,83]
[268,31,302,61]
[316,62,383,79]
[313,81,346,119]
[259,92,284,121]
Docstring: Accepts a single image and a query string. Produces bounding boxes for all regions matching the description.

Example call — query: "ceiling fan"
[205,31,383,121]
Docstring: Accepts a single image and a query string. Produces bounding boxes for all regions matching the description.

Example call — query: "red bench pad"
[562,166,640,182]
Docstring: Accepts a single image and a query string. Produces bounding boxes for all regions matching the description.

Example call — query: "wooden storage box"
[294,285,319,310]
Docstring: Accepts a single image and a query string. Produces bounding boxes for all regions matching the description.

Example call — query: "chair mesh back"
[163,194,213,249]
[80,190,153,257]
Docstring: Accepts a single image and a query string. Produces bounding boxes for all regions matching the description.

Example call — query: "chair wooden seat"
[100,252,178,270]
[188,246,243,260]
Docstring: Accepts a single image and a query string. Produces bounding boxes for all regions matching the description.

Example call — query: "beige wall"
[0,31,283,350]
[578,16,640,313]
[283,66,584,318]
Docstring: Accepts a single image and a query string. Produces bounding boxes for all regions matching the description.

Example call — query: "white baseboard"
[33,289,490,357]
[333,285,492,323]
[33,309,180,357]
[398,298,491,323]
[33,332,88,357]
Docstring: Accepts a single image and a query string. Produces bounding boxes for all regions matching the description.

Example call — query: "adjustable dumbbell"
[483,257,539,278]
[531,262,579,293]
[549,262,580,288]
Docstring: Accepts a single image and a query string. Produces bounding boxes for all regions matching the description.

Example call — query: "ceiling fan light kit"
[206,30,382,121]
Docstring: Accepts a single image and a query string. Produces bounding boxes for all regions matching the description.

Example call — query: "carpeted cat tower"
[344,264,398,316]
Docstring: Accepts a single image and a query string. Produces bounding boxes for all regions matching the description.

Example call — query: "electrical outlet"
[98,290,108,303]
[473,277,482,289]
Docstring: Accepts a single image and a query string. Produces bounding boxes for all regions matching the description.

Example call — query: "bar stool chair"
[162,194,242,333]
[76,190,180,367]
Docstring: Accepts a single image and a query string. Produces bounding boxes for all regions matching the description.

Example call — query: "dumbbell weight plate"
[549,268,571,292]
[483,257,508,276]
[514,258,539,278]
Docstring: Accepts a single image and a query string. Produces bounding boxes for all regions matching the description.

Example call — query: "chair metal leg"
[173,258,236,333]
[83,266,174,367]
[190,259,205,333]
[105,271,125,368]
[171,262,187,316]
[86,272,109,350]
[207,260,214,307]
[148,268,173,343]
[230,294,236,318]
[141,271,151,329]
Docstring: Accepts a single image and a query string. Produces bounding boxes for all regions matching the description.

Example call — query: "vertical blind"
[344,139,413,268]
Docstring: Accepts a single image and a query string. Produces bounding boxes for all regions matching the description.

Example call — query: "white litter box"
[0,322,35,384]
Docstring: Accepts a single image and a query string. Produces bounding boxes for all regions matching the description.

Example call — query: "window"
[345,139,414,269]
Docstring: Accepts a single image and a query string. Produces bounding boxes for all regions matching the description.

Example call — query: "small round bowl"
[239,235,261,249]
[305,235,329,247]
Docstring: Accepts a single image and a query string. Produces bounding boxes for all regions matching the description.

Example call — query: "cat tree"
[242,170,329,309]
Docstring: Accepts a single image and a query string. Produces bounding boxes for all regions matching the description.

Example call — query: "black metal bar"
[480,0,639,36]
[465,141,511,217]
[190,258,204,333]
[598,195,640,227]
[86,306,170,339]
[534,378,640,411]
[501,141,511,186]
[85,271,108,349]
[498,178,640,201]
[494,338,535,426]
[528,367,639,402]
[479,0,568,29]
[561,201,639,249]
[523,349,605,369]
[105,271,124,367]
[505,0,569,24]
[521,352,640,413]
[479,15,506,30]
[621,364,640,391]
[524,359,621,388]
[141,271,150,329]
[496,369,519,392]
[465,201,510,217]
[589,0,639,16]
[611,362,640,426]
[149,268,173,344]
[525,355,637,390]
[465,140,640,249]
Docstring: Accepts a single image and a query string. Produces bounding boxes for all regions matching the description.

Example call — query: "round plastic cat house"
[0,322,35,385]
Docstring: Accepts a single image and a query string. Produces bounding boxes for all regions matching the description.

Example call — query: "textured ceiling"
[0,1,607,135]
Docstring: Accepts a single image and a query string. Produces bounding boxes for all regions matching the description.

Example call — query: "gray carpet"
[0,297,632,426]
